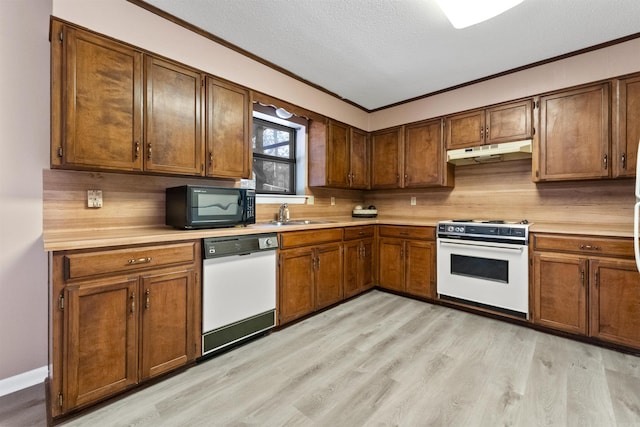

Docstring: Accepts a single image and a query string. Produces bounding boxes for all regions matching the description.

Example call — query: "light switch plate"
[330,196,335,206]
[87,190,103,208]
[410,196,417,206]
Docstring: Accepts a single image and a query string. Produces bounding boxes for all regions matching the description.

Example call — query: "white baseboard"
[0,366,48,397]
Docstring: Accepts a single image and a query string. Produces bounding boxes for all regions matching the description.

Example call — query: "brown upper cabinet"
[309,120,370,189]
[613,74,640,178]
[371,121,453,189]
[145,56,203,176]
[205,77,251,179]
[535,83,610,181]
[51,20,144,171]
[445,99,533,150]
[51,19,252,180]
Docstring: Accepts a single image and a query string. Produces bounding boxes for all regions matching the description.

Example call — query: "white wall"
[0,0,51,384]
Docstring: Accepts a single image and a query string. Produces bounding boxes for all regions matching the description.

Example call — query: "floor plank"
[2,290,639,427]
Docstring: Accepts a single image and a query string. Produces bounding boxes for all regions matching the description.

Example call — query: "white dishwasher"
[201,233,278,356]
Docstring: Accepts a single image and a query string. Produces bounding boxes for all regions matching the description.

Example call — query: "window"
[252,118,296,194]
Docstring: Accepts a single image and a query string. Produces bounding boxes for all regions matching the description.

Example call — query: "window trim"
[253,117,296,195]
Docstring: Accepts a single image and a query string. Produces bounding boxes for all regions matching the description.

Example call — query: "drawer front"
[279,228,343,249]
[533,234,633,258]
[378,225,435,240]
[64,242,197,280]
[343,225,375,241]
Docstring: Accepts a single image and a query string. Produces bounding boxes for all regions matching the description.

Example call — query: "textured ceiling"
[142,0,640,111]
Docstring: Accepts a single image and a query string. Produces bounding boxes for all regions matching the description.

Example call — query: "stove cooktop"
[437,219,531,244]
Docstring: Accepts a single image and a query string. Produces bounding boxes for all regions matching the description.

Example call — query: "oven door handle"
[439,240,525,254]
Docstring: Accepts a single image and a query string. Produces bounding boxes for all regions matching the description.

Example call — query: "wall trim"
[0,366,47,397]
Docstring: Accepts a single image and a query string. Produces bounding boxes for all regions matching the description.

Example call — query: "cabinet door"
[145,56,203,175]
[64,277,138,410]
[56,25,143,171]
[590,258,640,347]
[404,240,434,299]
[371,127,402,189]
[343,240,362,299]
[361,238,374,291]
[140,268,195,380]
[446,109,484,150]
[486,99,532,144]
[350,128,370,189]
[327,121,350,188]
[206,77,251,179]
[533,252,588,334]
[614,75,640,178]
[378,238,405,292]
[315,243,344,309]
[537,83,610,181]
[404,119,443,187]
[279,247,315,324]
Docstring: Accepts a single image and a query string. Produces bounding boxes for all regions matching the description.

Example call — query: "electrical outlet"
[330,196,335,206]
[410,196,417,206]
[306,196,314,205]
[87,190,103,208]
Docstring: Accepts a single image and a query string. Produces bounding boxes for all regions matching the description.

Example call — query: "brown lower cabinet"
[343,226,375,298]
[278,228,344,325]
[532,233,640,348]
[50,241,201,418]
[377,226,436,299]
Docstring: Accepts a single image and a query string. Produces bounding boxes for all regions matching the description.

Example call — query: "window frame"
[252,117,297,195]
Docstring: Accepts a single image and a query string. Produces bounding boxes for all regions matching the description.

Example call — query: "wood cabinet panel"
[63,277,138,410]
[145,56,203,175]
[404,119,452,187]
[537,83,610,181]
[378,238,404,292]
[327,121,350,187]
[315,243,344,309]
[404,240,434,298]
[140,268,195,380]
[350,128,370,189]
[278,247,316,324]
[344,238,374,299]
[279,228,343,249]
[371,127,402,189]
[206,77,251,179]
[533,252,588,335]
[446,110,484,150]
[485,100,532,144]
[614,74,640,177]
[64,242,196,280]
[378,225,435,240]
[533,234,633,258]
[344,226,375,241]
[53,23,143,171]
[589,258,640,348]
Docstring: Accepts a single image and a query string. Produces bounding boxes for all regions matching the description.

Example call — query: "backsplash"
[365,159,634,227]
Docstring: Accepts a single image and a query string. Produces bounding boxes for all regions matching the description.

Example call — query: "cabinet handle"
[595,271,599,288]
[603,154,608,170]
[480,128,484,138]
[405,174,409,183]
[130,291,135,315]
[396,174,400,183]
[485,126,489,138]
[209,151,213,166]
[134,141,140,159]
[147,143,152,160]
[622,153,627,170]
[400,248,404,258]
[579,245,600,251]
[145,289,150,309]
[128,257,152,265]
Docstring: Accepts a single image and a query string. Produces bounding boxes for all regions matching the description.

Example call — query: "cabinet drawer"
[64,242,197,280]
[279,228,343,249]
[344,226,374,240]
[533,234,633,258]
[378,225,435,240]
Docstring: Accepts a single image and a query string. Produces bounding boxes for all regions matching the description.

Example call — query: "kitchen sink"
[264,219,337,226]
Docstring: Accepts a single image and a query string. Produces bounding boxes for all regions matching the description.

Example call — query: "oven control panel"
[437,221,530,244]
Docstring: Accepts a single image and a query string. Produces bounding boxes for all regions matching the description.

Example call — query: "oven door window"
[450,254,508,283]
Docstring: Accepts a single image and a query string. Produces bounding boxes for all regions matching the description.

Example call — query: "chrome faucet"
[278,203,290,223]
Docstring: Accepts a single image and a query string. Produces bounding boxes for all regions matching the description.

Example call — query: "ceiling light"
[436,0,524,29]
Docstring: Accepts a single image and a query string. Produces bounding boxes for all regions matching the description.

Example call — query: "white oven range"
[436,220,531,319]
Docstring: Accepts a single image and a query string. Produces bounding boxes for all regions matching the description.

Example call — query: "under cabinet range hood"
[447,140,532,165]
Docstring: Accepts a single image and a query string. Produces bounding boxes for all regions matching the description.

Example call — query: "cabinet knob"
[134,141,140,159]
[147,143,152,160]
[603,154,608,170]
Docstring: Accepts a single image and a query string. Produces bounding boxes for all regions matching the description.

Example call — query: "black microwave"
[166,185,256,229]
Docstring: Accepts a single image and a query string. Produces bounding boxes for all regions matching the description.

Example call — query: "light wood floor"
[3,290,640,426]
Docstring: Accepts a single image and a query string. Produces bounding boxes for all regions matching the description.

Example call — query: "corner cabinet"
[205,77,251,179]
[532,233,640,349]
[308,119,370,189]
[534,83,610,181]
[278,229,344,325]
[378,226,436,299]
[49,241,201,419]
[445,99,533,150]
